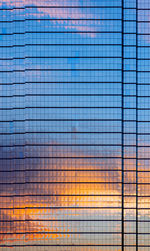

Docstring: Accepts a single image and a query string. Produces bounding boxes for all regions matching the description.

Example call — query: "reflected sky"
[0,0,150,250]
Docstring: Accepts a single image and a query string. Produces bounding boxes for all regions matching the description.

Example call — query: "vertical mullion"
[122,0,124,250]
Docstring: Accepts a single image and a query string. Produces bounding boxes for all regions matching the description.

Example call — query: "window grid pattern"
[0,0,150,250]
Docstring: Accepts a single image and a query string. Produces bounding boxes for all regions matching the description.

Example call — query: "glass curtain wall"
[0,0,150,250]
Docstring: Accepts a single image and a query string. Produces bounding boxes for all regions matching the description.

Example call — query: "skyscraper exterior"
[0,0,150,250]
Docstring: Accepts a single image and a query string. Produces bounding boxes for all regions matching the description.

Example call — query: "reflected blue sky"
[0,0,150,250]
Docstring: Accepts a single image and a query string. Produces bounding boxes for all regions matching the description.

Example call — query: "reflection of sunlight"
[0,146,150,244]
[0,152,150,245]
[1,175,150,245]
[0,202,70,243]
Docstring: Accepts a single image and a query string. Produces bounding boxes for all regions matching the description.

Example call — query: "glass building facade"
[0,0,150,250]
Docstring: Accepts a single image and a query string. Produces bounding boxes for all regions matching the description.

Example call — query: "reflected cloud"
[0,144,150,246]
[1,0,99,36]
